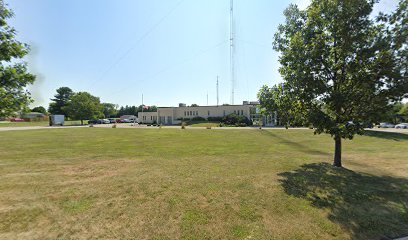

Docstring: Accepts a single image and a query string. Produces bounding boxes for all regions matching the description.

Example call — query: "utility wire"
[108,39,228,97]
[88,0,185,88]
[235,38,272,49]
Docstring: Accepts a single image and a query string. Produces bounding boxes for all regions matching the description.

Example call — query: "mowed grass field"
[0,120,83,128]
[0,128,407,239]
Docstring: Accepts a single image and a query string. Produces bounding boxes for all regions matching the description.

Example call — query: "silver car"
[379,122,395,128]
[102,119,110,124]
[395,123,408,129]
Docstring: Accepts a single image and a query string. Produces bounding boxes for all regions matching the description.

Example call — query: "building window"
[190,111,192,116]
[241,110,244,115]
[208,111,210,116]
[196,111,198,115]
[184,111,186,116]
[223,110,226,116]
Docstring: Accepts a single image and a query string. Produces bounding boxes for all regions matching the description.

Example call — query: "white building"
[138,101,277,126]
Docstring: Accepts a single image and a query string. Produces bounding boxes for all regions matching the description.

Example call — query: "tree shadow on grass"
[364,130,408,141]
[260,130,329,156]
[278,163,408,239]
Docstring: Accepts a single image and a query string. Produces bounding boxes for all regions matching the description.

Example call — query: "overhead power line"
[88,0,185,88]
[107,39,228,97]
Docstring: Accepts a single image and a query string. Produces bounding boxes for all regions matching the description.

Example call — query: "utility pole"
[216,76,219,106]
[141,94,144,124]
[206,92,208,106]
[230,0,235,105]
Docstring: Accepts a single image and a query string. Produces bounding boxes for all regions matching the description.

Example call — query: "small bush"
[206,126,211,129]
[222,114,252,126]
[181,122,187,129]
[177,117,191,121]
[208,117,223,122]
[112,124,117,128]
[191,116,206,122]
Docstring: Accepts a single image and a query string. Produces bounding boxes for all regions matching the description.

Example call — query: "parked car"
[115,119,123,123]
[108,118,116,123]
[395,123,408,129]
[88,119,98,124]
[10,118,25,122]
[102,119,110,124]
[378,122,395,128]
[122,119,131,123]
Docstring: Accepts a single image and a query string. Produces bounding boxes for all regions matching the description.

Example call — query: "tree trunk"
[81,119,83,125]
[333,136,342,167]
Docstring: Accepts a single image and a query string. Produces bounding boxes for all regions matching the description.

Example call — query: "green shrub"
[177,117,191,121]
[222,114,252,126]
[208,117,223,122]
[191,116,205,121]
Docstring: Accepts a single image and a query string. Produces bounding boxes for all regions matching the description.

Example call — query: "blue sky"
[7,0,399,108]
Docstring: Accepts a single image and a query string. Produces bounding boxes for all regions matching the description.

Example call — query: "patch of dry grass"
[0,128,407,239]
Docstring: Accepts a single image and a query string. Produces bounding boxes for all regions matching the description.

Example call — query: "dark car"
[108,118,116,123]
[88,119,104,124]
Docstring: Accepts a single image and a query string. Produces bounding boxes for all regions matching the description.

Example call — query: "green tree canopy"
[258,84,304,128]
[265,0,407,167]
[31,106,47,114]
[0,3,35,118]
[102,103,118,118]
[137,105,157,113]
[48,87,74,115]
[63,92,103,125]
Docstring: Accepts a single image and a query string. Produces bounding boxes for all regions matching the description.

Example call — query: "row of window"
[234,110,244,116]
[142,116,157,121]
[183,110,245,117]
[184,110,199,116]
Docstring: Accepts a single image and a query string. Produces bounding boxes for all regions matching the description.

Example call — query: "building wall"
[174,105,252,120]
[138,104,277,126]
[137,112,158,124]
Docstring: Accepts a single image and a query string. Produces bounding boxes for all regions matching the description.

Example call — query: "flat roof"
[158,104,259,109]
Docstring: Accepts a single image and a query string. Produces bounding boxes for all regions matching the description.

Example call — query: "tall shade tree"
[102,103,118,118]
[268,0,407,167]
[63,92,103,125]
[258,84,304,128]
[0,2,35,118]
[48,87,74,115]
[31,106,47,114]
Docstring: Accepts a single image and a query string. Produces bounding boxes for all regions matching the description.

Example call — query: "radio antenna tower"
[216,76,219,106]
[230,0,235,105]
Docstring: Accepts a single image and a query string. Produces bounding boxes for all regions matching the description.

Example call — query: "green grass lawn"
[0,128,407,239]
[189,122,220,127]
[0,120,84,127]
